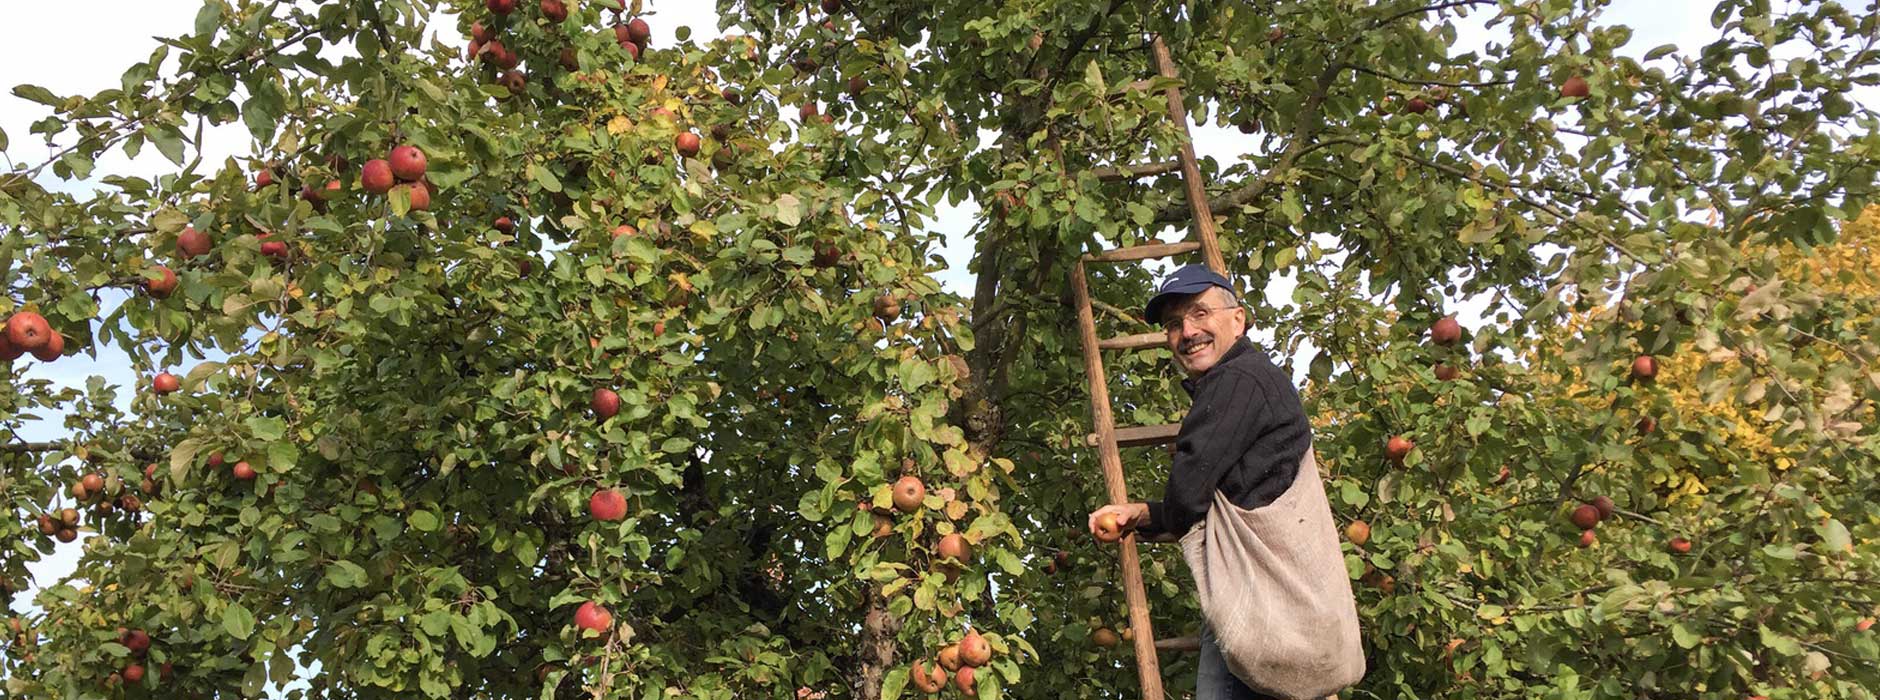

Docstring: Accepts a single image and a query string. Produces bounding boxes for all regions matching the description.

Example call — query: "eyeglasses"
[1161,305,1238,333]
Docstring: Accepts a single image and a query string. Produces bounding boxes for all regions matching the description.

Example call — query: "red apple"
[611,224,638,239]
[389,145,428,182]
[1578,529,1596,548]
[1094,512,1123,543]
[1569,504,1601,530]
[123,629,150,655]
[574,601,612,634]
[589,489,628,521]
[1590,495,1615,521]
[935,533,971,564]
[1560,75,1590,99]
[1405,98,1430,114]
[1433,363,1459,381]
[799,103,820,122]
[1856,618,1874,632]
[559,47,579,71]
[498,70,527,93]
[540,0,567,22]
[891,475,926,513]
[1345,520,1371,546]
[232,461,257,481]
[625,17,650,45]
[152,372,181,395]
[471,21,495,43]
[1637,416,1657,435]
[5,312,52,354]
[675,132,701,157]
[122,663,145,683]
[591,387,620,418]
[144,266,179,299]
[847,75,867,98]
[1667,537,1692,554]
[1631,355,1657,382]
[1429,316,1462,346]
[1385,435,1413,463]
[910,660,946,693]
[953,666,976,696]
[207,452,225,468]
[82,473,104,494]
[177,227,212,259]
[487,0,518,15]
[399,183,431,212]
[494,216,515,234]
[259,237,290,260]
[254,169,274,189]
[0,333,19,362]
[958,629,991,667]
[361,159,395,194]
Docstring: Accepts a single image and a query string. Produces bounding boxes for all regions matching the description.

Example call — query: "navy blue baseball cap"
[1144,264,1235,322]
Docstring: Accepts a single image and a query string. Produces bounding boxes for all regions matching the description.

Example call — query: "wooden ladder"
[1068,35,1227,700]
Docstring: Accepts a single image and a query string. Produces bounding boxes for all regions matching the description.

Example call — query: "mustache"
[1177,333,1214,354]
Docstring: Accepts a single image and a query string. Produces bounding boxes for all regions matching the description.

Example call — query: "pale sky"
[1,0,1744,643]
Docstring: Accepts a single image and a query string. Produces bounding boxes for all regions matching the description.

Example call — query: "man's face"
[1163,288,1246,376]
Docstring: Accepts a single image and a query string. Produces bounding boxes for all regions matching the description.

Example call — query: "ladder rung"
[1090,160,1181,182]
[1098,332,1166,351]
[1087,423,1181,448]
[1083,241,1200,263]
[1155,636,1201,653]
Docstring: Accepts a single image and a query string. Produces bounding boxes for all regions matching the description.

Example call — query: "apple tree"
[2,0,1878,698]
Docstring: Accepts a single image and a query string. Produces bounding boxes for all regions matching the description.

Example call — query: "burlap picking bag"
[1177,448,1364,699]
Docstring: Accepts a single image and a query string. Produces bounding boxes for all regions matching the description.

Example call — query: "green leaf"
[882,667,908,700]
[193,1,223,37]
[408,511,440,532]
[12,85,59,106]
[222,602,257,639]
[246,416,286,442]
[529,163,562,193]
[324,560,368,589]
[774,194,803,226]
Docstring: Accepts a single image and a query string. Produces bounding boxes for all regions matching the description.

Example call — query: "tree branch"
[1155,62,1345,223]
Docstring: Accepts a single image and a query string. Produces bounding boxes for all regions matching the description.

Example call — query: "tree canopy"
[2,0,1877,698]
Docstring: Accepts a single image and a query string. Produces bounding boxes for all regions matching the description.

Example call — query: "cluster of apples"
[360,145,433,211]
[0,310,63,364]
[105,627,169,687]
[1568,496,1618,548]
[911,628,992,695]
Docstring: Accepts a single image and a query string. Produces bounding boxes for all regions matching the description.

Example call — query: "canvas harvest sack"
[1178,448,1364,699]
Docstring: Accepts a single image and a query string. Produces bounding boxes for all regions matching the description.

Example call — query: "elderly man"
[1087,264,1313,700]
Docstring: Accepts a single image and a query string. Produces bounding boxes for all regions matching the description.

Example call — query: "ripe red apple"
[254,169,274,189]
[721,88,741,104]
[389,145,427,182]
[1092,627,1120,648]
[540,0,567,22]
[1094,512,1123,543]
[799,103,820,123]
[589,489,628,521]
[910,660,946,693]
[847,75,867,98]
[122,663,145,683]
[232,461,257,481]
[675,132,701,157]
[123,629,151,655]
[937,644,961,671]
[81,472,104,494]
[144,266,179,299]
[1405,97,1430,114]
[1433,363,1459,381]
[1266,27,1286,42]
[872,294,901,321]
[1430,316,1462,346]
[1345,520,1371,546]
[823,0,842,12]
[494,216,515,234]
[1637,416,1657,435]
[471,21,495,43]
[625,18,650,45]
[207,452,225,468]
[1590,495,1615,521]
[953,666,976,697]
[1856,618,1874,632]
[177,226,212,259]
[152,372,181,395]
[574,601,612,634]
[1578,529,1597,548]
[399,183,432,211]
[1560,75,1590,99]
[559,47,579,71]
[259,237,290,260]
[0,333,21,362]
[1631,355,1657,382]
[591,387,621,419]
[1667,537,1692,554]
[487,0,518,15]
[892,475,926,513]
[361,159,395,194]
[936,533,971,564]
[1385,435,1413,463]
[29,329,63,362]
[1569,504,1601,530]
[611,224,638,239]
[36,515,57,536]
[958,629,991,667]
[497,69,526,93]
[302,179,341,202]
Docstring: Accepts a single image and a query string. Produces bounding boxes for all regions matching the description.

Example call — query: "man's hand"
[1087,503,1150,540]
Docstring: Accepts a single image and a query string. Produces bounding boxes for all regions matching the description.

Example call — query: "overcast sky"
[1,0,1744,629]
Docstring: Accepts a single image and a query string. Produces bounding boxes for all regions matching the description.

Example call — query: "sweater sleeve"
[1137,368,1269,538]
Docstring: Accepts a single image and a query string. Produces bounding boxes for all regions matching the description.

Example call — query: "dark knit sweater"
[1136,336,1310,538]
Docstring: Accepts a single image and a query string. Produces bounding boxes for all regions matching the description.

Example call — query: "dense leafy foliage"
[1,0,1877,698]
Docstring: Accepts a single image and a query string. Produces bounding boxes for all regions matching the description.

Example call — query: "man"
[1087,264,1313,700]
